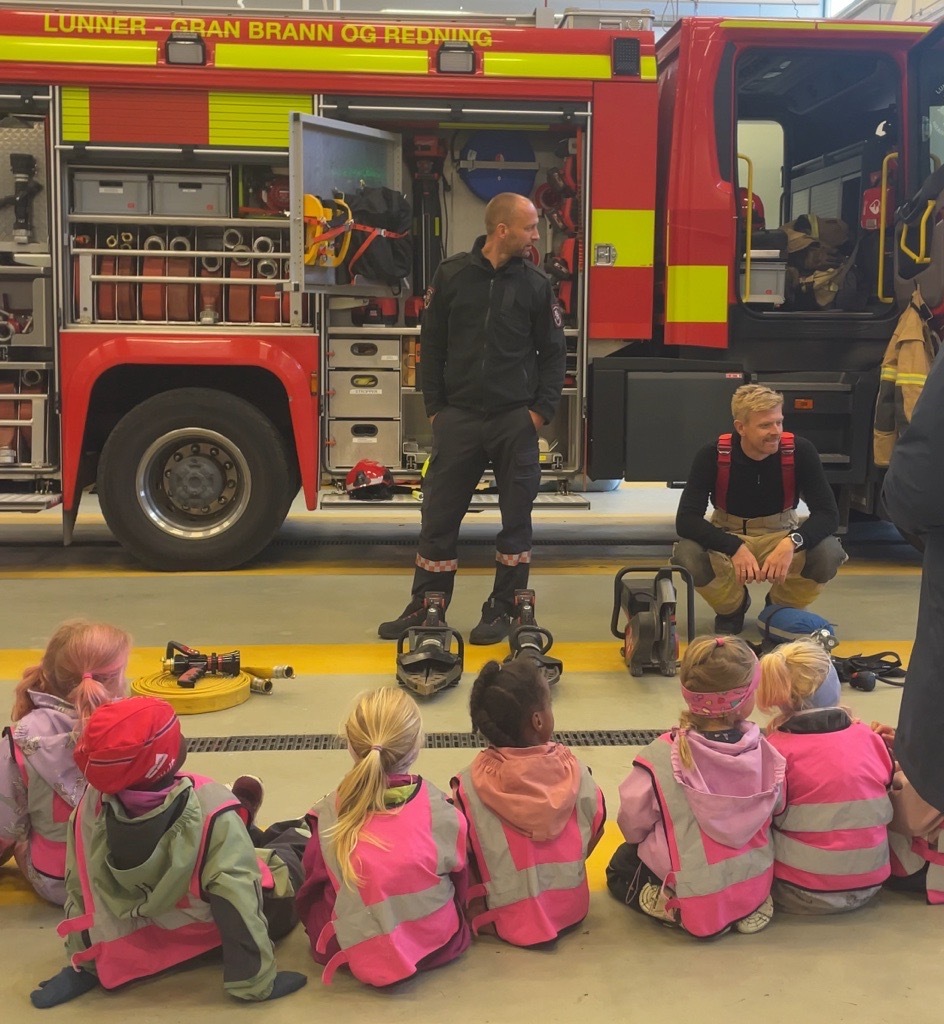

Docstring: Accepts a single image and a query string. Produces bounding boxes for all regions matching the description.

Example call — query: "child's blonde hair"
[326,687,423,889]
[677,635,757,768]
[12,620,132,727]
[757,639,833,731]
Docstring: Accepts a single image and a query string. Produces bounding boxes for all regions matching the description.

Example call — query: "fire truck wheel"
[97,388,292,571]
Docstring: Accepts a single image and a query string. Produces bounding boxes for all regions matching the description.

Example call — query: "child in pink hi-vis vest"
[758,640,893,914]
[296,687,471,987]
[0,620,131,905]
[30,696,308,1009]
[608,635,786,938]
[451,658,605,947]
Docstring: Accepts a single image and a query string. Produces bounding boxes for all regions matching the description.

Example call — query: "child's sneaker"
[735,895,773,934]
[230,775,264,828]
[638,882,677,924]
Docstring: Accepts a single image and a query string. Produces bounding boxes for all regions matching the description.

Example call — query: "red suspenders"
[714,432,795,512]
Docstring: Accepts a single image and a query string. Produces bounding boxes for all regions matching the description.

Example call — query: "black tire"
[97,388,292,571]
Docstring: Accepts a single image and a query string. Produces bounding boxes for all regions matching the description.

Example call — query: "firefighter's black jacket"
[420,236,566,424]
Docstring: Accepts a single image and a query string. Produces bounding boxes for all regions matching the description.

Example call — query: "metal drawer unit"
[326,337,401,369]
[327,368,399,418]
[325,419,401,470]
[325,327,402,473]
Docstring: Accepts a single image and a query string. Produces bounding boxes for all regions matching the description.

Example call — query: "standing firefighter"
[378,193,566,644]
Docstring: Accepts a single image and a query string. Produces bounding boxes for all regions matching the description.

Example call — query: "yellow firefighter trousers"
[701,509,823,614]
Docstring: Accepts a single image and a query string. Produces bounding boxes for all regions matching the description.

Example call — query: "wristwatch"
[788,531,805,550]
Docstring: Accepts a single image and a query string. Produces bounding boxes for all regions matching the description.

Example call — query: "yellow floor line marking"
[0,866,42,905]
[0,639,914,681]
[587,819,625,893]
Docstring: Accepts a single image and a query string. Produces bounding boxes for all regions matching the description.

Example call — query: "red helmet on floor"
[345,459,395,499]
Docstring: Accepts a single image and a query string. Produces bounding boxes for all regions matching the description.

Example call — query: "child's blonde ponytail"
[326,688,423,889]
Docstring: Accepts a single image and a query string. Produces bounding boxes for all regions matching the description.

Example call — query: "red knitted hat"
[75,696,182,794]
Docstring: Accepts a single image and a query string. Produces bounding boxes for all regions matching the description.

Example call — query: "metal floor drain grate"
[187,729,665,754]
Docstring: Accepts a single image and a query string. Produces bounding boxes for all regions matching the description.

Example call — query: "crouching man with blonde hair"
[671,384,847,634]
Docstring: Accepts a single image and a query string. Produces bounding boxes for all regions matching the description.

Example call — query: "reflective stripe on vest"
[58,774,238,989]
[714,432,795,514]
[4,726,71,880]
[454,765,599,944]
[637,738,774,937]
[774,833,889,877]
[776,796,892,833]
[315,781,463,985]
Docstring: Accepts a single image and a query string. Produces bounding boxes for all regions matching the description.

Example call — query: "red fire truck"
[0,3,941,569]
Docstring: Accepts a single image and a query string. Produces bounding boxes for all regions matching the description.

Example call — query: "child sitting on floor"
[296,686,470,986]
[608,635,785,938]
[758,639,893,914]
[451,658,605,946]
[30,696,307,1008]
[1,620,130,904]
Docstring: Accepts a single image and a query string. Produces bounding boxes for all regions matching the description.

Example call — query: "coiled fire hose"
[131,641,294,714]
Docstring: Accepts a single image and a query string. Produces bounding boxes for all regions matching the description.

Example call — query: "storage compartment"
[326,419,401,469]
[740,253,786,304]
[151,172,230,218]
[73,171,149,215]
[623,371,742,482]
[327,337,401,369]
[327,369,399,418]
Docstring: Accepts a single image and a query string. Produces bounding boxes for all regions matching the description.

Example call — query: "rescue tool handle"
[510,624,554,655]
[610,566,696,642]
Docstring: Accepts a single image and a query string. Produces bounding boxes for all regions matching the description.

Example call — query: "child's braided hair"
[469,659,548,748]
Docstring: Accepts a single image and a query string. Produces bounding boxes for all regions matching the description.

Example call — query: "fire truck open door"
[288,113,402,295]
[894,21,944,310]
[587,81,657,340]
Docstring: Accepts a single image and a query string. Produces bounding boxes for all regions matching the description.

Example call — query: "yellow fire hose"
[131,643,292,714]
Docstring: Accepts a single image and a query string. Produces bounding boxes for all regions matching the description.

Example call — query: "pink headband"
[681,661,761,717]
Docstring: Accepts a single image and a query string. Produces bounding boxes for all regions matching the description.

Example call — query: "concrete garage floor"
[0,485,931,1023]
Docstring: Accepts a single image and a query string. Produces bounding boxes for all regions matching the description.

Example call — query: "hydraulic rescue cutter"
[505,589,563,686]
[611,566,695,677]
[396,592,464,697]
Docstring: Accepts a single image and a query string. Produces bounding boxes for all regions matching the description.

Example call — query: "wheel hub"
[163,443,236,516]
[135,428,250,540]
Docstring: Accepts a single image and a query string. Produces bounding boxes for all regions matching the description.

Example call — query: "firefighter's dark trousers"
[410,405,541,611]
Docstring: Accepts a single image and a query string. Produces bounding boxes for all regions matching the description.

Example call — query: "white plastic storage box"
[326,420,401,470]
[151,172,230,217]
[327,369,400,418]
[327,337,402,369]
[73,171,149,215]
[740,254,786,304]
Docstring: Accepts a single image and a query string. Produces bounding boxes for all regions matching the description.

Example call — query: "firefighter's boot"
[378,566,454,640]
[470,560,528,645]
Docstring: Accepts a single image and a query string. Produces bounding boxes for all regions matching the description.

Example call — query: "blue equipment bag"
[757,602,837,646]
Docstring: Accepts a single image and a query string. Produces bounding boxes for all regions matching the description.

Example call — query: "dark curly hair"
[469,659,549,748]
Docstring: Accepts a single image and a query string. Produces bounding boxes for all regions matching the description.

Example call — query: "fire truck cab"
[0,4,942,569]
